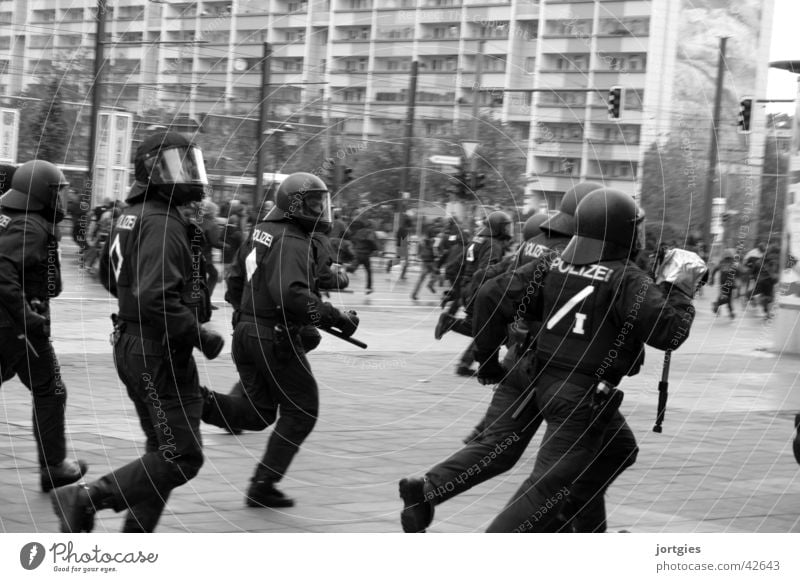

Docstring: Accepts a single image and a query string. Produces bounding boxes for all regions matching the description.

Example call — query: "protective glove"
[195,326,225,360]
[655,248,708,298]
[24,310,50,337]
[299,325,322,352]
[335,310,359,338]
[331,263,350,290]
[231,309,241,329]
[477,358,505,386]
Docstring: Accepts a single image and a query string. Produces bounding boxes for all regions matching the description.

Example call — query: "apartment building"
[0,0,766,208]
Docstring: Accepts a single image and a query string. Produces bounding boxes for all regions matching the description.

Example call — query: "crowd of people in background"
[62,187,786,322]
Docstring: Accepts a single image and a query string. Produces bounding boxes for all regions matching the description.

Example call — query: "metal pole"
[468,41,484,224]
[254,41,271,210]
[87,0,107,206]
[397,60,418,229]
[702,37,728,255]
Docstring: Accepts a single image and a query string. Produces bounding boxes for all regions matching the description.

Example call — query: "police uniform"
[487,188,702,533]
[50,132,222,533]
[399,183,614,533]
[203,172,358,508]
[0,160,87,493]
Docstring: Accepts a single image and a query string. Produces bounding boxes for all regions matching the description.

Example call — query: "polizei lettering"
[521,241,549,259]
[551,257,614,282]
[116,215,137,230]
[252,229,274,248]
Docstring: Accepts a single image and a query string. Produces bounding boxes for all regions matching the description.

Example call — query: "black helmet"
[127,131,208,205]
[269,172,331,233]
[561,188,645,265]
[484,210,512,239]
[0,160,69,223]
[522,214,548,241]
[540,181,603,237]
[0,164,16,194]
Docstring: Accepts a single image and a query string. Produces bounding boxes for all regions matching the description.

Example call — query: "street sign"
[461,141,479,160]
[0,108,20,164]
[429,155,461,166]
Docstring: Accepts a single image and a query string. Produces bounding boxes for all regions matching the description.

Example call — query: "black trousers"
[204,321,319,482]
[94,333,204,533]
[0,328,67,468]
[487,374,639,533]
[349,253,373,290]
[426,354,543,505]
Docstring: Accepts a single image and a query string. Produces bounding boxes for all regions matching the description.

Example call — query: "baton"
[653,350,671,433]
[321,327,368,349]
[17,334,40,359]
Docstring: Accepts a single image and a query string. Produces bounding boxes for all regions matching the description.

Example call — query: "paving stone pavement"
[1,238,799,533]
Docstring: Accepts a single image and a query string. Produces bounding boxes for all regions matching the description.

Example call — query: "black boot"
[246,479,295,508]
[398,477,434,533]
[50,483,95,533]
[41,458,88,493]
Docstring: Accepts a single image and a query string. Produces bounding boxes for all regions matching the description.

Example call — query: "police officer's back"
[487,189,705,533]
[207,172,359,508]
[51,132,223,533]
[0,160,88,492]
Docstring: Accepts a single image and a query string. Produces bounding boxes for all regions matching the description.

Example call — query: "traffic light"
[738,97,752,133]
[342,166,353,185]
[472,173,486,191]
[446,163,469,199]
[607,86,624,120]
[323,158,336,188]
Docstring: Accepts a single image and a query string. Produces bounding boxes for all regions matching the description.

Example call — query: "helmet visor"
[635,207,646,252]
[303,190,332,227]
[148,146,208,185]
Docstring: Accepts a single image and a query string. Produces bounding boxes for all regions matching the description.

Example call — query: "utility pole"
[254,41,271,210]
[470,41,484,176]
[397,60,418,230]
[87,0,107,206]
[702,36,728,255]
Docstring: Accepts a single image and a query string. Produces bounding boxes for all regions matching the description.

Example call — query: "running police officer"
[0,160,88,492]
[398,182,603,532]
[487,188,705,532]
[50,131,223,533]
[202,172,359,508]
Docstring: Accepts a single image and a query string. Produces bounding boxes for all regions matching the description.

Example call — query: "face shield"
[146,146,208,187]
[50,182,69,223]
[303,189,332,228]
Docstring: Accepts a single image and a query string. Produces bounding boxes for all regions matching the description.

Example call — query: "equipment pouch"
[109,313,125,346]
[590,381,624,426]
[273,323,294,361]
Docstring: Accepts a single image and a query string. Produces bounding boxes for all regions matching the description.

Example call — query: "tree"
[17,78,75,164]
[639,139,707,247]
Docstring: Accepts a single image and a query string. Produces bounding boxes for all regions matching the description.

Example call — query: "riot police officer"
[398,183,603,532]
[50,131,224,533]
[202,172,359,508]
[487,188,705,532]
[0,160,88,493]
[435,210,512,376]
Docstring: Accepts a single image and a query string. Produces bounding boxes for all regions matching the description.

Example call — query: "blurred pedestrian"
[347,219,378,294]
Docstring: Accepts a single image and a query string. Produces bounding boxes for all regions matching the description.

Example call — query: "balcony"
[532,174,584,194]
[540,37,592,55]
[532,139,583,158]
[331,11,374,26]
[584,140,641,161]
[272,43,307,58]
[464,6,516,23]
[273,13,310,28]
[536,71,591,91]
[236,13,271,29]
[595,35,649,54]
[416,39,461,56]
[329,72,369,86]
[591,70,646,90]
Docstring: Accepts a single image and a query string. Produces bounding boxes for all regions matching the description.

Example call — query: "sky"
[766,0,800,113]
